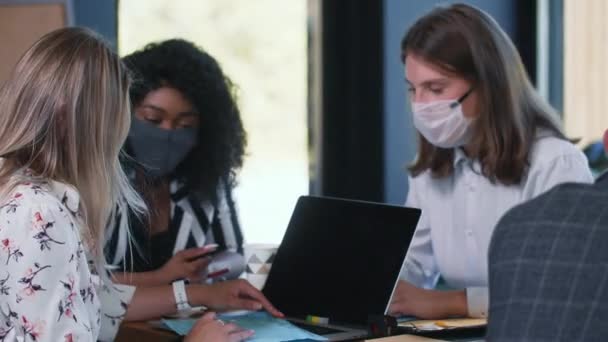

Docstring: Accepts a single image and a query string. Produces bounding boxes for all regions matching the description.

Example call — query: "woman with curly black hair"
[105,39,247,289]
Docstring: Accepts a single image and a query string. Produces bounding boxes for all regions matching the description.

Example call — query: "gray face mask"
[128,118,198,178]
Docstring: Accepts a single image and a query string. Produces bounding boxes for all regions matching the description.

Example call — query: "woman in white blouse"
[389,4,593,319]
[0,28,269,341]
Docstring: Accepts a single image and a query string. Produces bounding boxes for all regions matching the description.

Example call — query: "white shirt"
[400,136,594,317]
[106,179,243,269]
[0,178,134,341]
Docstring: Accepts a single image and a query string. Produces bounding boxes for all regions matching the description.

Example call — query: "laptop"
[262,196,421,341]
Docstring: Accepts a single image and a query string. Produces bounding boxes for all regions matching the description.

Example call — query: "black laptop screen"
[262,196,420,325]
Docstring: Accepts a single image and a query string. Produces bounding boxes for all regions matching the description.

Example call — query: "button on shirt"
[400,136,594,318]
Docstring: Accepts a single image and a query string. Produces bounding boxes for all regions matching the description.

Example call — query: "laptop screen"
[262,196,420,326]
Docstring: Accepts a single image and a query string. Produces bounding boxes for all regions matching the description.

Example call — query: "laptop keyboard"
[290,321,345,335]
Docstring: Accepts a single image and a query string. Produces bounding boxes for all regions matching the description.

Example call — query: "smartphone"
[203,247,226,259]
[188,244,225,261]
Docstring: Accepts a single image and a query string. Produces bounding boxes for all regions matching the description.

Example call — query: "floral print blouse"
[0,179,135,341]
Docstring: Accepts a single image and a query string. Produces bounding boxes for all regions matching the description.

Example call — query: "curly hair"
[123,39,246,202]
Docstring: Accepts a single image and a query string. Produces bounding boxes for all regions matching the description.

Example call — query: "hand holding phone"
[189,244,227,261]
[164,244,220,283]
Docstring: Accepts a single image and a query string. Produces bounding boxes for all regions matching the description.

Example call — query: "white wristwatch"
[172,280,192,312]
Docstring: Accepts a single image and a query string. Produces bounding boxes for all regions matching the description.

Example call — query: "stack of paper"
[398,318,486,331]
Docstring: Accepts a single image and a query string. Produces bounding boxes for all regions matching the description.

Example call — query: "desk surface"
[116,322,181,342]
[367,336,445,341]
[116,321,449,342]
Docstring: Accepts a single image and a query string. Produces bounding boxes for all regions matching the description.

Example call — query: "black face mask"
[128,118,198,178]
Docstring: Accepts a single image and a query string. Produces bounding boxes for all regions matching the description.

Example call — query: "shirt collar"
[451,130,552,170]
[0,158,81,213]
[49,180,81,213]
[453,147,469,167]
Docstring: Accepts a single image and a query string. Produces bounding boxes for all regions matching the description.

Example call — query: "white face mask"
[412,90,474,148]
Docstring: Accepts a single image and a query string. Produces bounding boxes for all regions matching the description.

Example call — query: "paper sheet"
[398,317,486,331]
[162,311,328,341]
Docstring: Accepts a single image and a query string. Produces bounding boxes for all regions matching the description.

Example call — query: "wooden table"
[115,321,448,342]
[367,336,445,341]
[116,321,181,342]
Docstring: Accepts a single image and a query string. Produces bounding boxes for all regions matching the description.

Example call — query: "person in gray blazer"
[487,132,608,341]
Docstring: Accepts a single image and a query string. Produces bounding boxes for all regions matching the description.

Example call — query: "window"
[563,0,608,147]
[119,0,308,243]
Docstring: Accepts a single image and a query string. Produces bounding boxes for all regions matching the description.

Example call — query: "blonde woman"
[0,28,273,341]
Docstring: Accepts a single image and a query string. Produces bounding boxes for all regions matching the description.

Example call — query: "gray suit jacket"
[487,174,608,341]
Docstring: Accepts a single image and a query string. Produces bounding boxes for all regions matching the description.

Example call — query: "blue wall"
[383,0,517,205]
[73,0,117,49]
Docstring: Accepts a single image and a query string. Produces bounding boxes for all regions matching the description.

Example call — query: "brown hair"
[402,3,566,185]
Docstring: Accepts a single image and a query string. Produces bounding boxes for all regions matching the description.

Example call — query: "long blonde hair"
[0,27,145,261]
